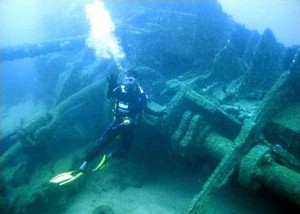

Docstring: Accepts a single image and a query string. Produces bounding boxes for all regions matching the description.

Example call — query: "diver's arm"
[107,86,117,99]
[144,106,166,117]
[107,74,118,99]
[140,89,166,117]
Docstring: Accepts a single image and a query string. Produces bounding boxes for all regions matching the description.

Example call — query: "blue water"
[1,1,299,213]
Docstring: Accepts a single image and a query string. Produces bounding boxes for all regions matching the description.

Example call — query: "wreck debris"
[188,70,295,213]
[185,90,241,138]
[0,80,105,169]
[238,144,300,205]
[237,29,286,98]
[271,144,300,172]
[1,2,300,213]
[195,131,300,206]
[1,36,86,61]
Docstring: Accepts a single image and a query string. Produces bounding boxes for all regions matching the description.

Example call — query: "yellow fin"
[92,155,107,172]
[59,172,84,186]
[49,171,74,183]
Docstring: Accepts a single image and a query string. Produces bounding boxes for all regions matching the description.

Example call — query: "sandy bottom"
[63,159,298,214]
[57,152,296,214]
[64,181,194,214]
[62,156,202,214]
[4,147,297,214]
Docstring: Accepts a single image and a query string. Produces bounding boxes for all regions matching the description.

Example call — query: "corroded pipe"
[203,132,236,161]
[202,136,300,205]
[256,162,300,205]
[238,144,300,205]
[1,36,86,61]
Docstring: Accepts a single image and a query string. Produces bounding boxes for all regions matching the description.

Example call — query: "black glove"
[107,74,118,99]
[107,74,118,88]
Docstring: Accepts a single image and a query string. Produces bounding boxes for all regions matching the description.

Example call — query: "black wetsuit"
[85,84,160,161]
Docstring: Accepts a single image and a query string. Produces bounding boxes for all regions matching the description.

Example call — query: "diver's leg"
[79,119,121,171]
[112,125,135,158]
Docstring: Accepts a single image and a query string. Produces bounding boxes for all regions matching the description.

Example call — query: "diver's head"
[122,76,137,92]
[126,69,138,78]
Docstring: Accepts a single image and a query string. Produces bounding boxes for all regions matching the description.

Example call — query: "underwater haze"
[1,0,300,214]
[219,0,300,46]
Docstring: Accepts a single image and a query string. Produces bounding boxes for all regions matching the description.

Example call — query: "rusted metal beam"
[1,36,86,61]
[188,71,291,214]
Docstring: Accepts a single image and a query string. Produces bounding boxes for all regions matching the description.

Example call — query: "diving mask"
[123,77,137,91]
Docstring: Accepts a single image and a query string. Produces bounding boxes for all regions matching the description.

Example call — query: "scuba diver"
[50,70,166,185]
